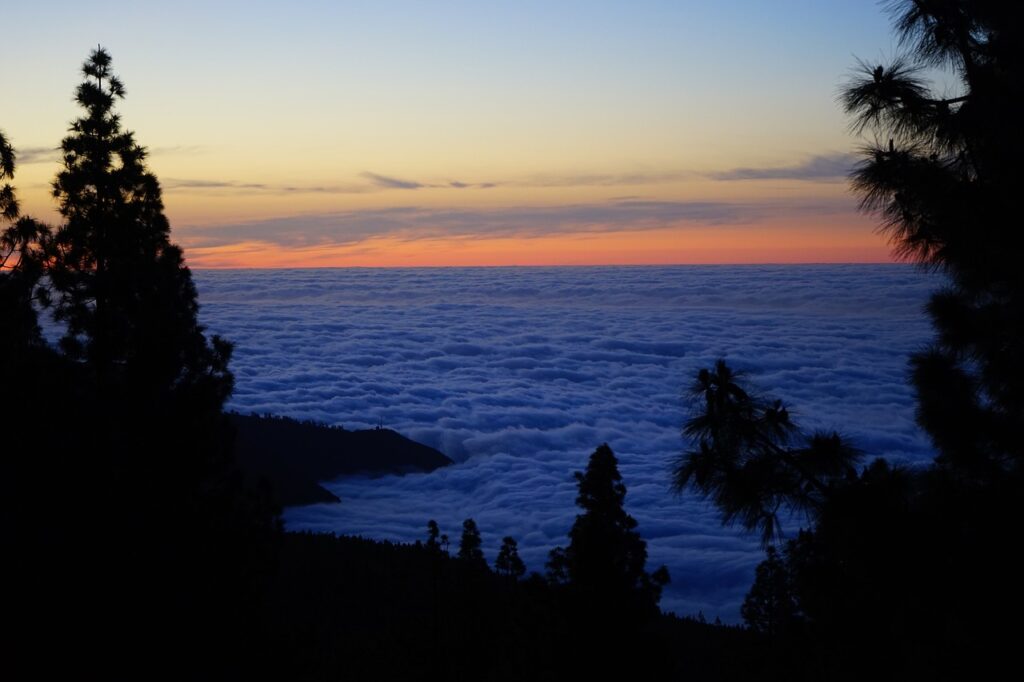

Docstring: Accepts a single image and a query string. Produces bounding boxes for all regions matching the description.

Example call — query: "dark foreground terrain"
[259,532,765,681]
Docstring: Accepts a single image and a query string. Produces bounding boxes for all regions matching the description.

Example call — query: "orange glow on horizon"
[183,221,893,269]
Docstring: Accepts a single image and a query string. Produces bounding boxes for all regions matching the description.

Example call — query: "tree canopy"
[549,444,668,614]
[426,519,442,551]
[672,360,860,544]
[457,518,487,569]
[0,130,49,360]
[842,0,1023,477]
[47,47,233,414]
[495,536,526,580]
[673,3,1024,676]
[740,546,799,637]
[4,49,278,677]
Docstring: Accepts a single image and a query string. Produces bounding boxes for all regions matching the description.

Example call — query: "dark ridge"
[231,412,453,507]
[259,531,764,680]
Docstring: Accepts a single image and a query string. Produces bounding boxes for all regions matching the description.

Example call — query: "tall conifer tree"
[457,518,487,569]
[549,444,668,612]
[47,47,232,413]
[841,1,1023,476]
[38,49,276,673]
[7,50,278,677]
[495,536,526,580]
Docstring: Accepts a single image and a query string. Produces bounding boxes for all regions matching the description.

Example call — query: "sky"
[4,1,910,267]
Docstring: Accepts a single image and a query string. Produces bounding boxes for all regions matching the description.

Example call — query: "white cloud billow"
[194,264,938,621]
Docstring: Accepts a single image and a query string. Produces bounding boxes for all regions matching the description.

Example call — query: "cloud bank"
[193,264,937,621]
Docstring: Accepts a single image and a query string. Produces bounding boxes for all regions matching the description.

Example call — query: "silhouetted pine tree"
[457,518,487,570]
[672,360,861,544]
[545,445,671,678]
[8,48,279,677]
[842,1,1024,477]
[838,4,1024,674]
[40,48,252,531]
[674,7,1023,676]
[741,546,799,637]
[426,519,441,551]
[47,47,234,412]
[675,361,952,677]
[495,536,526,580]
[549,444,669,614]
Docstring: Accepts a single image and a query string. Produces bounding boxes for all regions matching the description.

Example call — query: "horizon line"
[189,260,902,271]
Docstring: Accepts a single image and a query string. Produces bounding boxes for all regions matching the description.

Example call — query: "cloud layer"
[193,264,938,620]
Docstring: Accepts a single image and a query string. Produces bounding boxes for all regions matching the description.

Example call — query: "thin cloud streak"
[710,153,858,182]
[162,152,857,198]
[510,170,697,188]
[15,144,204,166]
[165,173,495,195]
[149,145,208,156]
[362,172,496,191]
[164,178,369,194]
[167,179,269,190]
[181,197,858,249]
[362,172,425,190]
[14,147,59,164]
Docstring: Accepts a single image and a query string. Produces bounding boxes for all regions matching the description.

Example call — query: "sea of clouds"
[193,264,939,620]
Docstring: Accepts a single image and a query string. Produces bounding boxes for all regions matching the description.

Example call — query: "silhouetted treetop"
[674,360,861,544]
[426,520,441,551]
[495,536,526,580]
[550,444,668,612]
[457,518,487,570]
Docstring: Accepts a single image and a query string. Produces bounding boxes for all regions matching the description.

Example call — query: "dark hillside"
[255,531,764,681]
[231,413,453,506]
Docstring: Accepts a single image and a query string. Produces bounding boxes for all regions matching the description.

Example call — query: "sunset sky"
[5,1,908,267]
